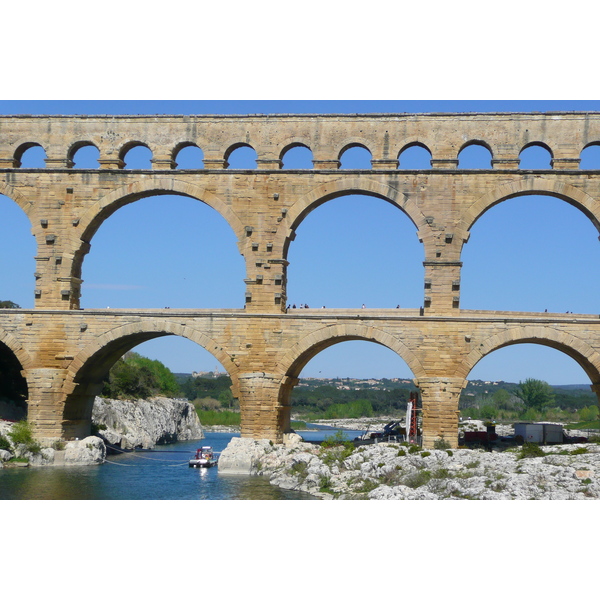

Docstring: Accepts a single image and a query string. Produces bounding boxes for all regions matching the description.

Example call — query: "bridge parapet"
[2,112,600,169]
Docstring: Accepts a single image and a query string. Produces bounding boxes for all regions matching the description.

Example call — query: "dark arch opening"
[0,342,28,420]
[285,194,423,309]
[80,194,245,309]
[0,194,36,308]
[461,194,600,313]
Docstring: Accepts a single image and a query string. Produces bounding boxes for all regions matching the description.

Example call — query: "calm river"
[0,429,363,500]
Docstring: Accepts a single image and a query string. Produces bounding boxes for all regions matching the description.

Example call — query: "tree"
[492,388,514,411]
[0,300,20,308]
[514,378,555,410]
[102,352,180,399]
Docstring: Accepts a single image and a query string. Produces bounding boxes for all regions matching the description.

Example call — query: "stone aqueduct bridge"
[2,112,600,448]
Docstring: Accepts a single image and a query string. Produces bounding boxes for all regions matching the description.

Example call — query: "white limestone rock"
[64,436,106,465]
[92,396,203,450]
[218,437,274,474]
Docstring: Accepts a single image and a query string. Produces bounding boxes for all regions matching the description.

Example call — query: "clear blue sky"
[2,100,600,385]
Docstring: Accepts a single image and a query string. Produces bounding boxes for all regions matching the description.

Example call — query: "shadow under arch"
[0,331,32,420]
[459,325,600,385]
[61,321,240,436]
[0,328,34,372]
[277,177,427,258]
[457,177,600,245]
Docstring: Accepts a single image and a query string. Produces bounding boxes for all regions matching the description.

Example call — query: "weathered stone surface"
[92,396,203,450]
[218,437,273,474]
[1,112,600,446]
[64,436,105,465]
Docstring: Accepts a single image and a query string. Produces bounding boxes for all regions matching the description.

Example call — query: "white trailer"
[514,422,564,444]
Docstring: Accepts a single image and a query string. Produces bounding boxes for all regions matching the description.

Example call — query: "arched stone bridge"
[2,111,600,447]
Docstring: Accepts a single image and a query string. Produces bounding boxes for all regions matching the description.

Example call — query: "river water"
[0,428,364,500]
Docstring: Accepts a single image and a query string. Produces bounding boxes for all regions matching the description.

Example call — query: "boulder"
[64,436,106,465]
[92,396,203,450]
[218,437,273,474]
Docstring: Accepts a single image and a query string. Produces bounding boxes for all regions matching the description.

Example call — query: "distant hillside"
[173,373,598,413]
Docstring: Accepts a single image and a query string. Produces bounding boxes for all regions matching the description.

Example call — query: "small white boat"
[189,446,218,468]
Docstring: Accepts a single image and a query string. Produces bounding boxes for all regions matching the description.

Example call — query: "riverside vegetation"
[2,349,600,431]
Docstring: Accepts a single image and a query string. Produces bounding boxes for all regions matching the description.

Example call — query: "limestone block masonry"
[2,112,600,447]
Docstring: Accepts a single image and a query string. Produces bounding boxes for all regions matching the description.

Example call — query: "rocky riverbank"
[219,429,600,500]
[92,396,203,450]
[0,418,105,467]
[1,396,203,467]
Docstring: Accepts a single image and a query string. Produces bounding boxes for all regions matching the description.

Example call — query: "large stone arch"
[0,328,34,371]
[457,177,600,244]
[271,322,424,437]
[77,178,245,243]
[459,324,600,384]
[276,322,425,380]
[276,177,428,257]
[71,178,246,289]
[0,329,32,419]
[0,181,35,219]
[60,320,239,436]
[65,320,238,388]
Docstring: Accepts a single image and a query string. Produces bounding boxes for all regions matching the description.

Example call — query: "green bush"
[0,433,11,451]
[434,437,451,450]
[403,470,432,488]
[321,430,353,449]
[8,420,34,445]
[518,442,546,459]
[102,352,180,399]
[8,421,40,454]
[432,467,451,479]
